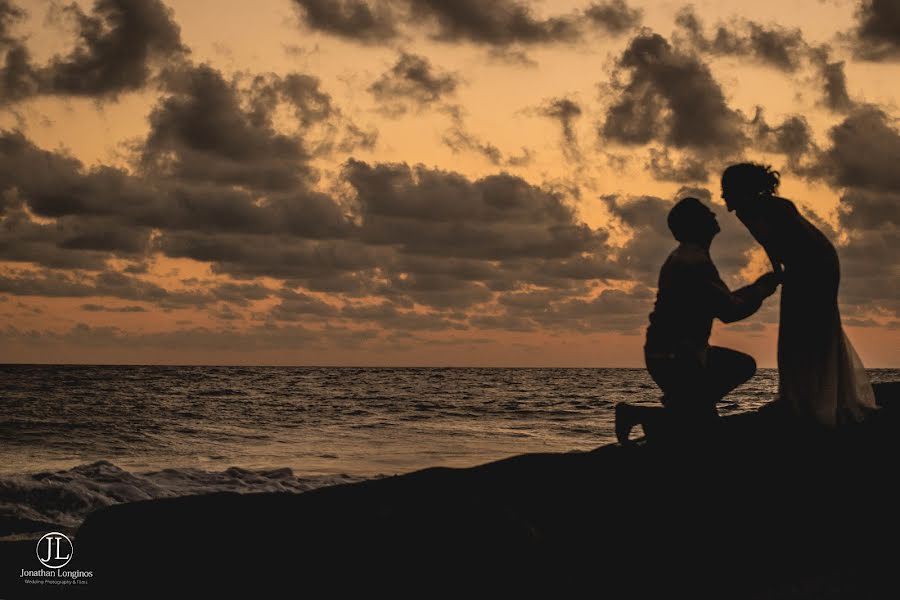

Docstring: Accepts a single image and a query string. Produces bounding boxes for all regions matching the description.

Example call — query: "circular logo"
[36,532,73,568]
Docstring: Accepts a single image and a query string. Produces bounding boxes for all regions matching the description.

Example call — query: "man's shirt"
[645,243,767,358]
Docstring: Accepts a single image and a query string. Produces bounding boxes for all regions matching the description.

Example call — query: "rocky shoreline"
[3,381,898,598]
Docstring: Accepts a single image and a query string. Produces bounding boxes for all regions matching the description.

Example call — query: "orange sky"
[0,0,897,366]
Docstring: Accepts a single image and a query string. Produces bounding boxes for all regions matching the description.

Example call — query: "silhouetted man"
[615,197,779,444]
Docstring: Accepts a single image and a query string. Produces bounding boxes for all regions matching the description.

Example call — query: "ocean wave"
[0,461,372,540]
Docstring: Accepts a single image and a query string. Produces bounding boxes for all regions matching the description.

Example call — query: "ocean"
[2,365,897,537]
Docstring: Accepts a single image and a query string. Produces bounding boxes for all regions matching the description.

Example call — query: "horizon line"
[2,362,899,369]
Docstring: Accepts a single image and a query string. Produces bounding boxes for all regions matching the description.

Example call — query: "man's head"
[667,197,720,243]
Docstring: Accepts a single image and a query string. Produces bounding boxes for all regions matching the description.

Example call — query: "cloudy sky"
[0,0,897,366]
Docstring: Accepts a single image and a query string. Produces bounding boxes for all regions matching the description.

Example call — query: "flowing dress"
[747,197,877,426]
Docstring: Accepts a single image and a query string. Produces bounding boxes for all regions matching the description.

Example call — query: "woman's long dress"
[755,197,877,426]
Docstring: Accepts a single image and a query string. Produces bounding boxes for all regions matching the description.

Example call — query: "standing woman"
[720,163,877,426]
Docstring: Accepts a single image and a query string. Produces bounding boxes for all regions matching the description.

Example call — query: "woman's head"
[721,163,780,212]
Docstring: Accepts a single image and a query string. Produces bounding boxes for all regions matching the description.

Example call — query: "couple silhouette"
[616,163,878,444]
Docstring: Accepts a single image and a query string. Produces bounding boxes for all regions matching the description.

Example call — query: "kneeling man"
[616,197,779,444]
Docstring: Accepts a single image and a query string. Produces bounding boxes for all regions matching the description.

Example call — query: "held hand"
[755,272,780,297]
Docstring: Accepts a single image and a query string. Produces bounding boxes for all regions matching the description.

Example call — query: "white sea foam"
[0,461,371,539]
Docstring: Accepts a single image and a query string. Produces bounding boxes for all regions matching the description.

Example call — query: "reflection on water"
[1,365,896,477]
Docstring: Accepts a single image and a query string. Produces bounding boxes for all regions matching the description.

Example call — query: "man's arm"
[705,267,778,324]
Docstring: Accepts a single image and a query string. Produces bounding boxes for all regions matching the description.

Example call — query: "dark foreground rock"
[6,382,899,598]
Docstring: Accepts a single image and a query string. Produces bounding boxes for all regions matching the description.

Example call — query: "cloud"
[538,97,582,162]
[405,0,582,46]
[208,281,274,307]
[816,54,854,112]
[142,65,316,192]
[674,8,854,113]
[142,64,375,188]
[645,148,708,183]
[441,106,531,166]
[269,288,340,320]
[0,0,24,47]
[291,0,641,48]
[485,46,538,68]
[346,159,605,259]
[600,32,747,152]
[849,0,900,61]
[368,52,459,116]
[0,321,383,354]
[816,106,900,192]
[1,127,353,240]
[584,0,642,35]
[42,0,188,97]
[751,109,817,170]
[80,303,148,312]
[475,283,653,333]
[674,6,808,72]
[1,0,188,103]
[0,268,209,308]
[290,0,400,44]
[602,193,758,285]
[155,232,379,282]
[338,300,468,330]
[807,106,900,320]
[0,1,38,104]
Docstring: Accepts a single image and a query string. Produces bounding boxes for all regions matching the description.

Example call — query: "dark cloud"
[807,106,900,320]
[485,46,537,68]
[0,1,38,104]
[1,0,188,103]
[209,282,273,307]
[339,300,468,330]
[441,122,503,165]
[267,72,335,127]
[816,106,900,192]
[807,45,855,113]
[269,289,339,320]
[441,106,530,167]
[0,0,23,45]
[601,32,747,152]
[1,127,352,238]
[346,159,604,260]
[470,282,654,333]
[368,52,459,116]
[143,64,373,189]
[291,0,641,48]
[0,321,385,354]
[674,7,808,72]
[584,0,642,35]
[645,148,708,183]
[751,109,817,170]
[155,232,378,282]
[0,268,210,308]
[406,0,582,46]
[42,0,188,97]
[80,303,148,312]
[602,193,757,285]
[538,97,582,162]
[290,0,399,44]
[0,206,131,270]
[142,65,315,192]
[535,285,654,331]
[850,0,900,61]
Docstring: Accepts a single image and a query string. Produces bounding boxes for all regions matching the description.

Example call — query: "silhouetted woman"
[720,163,877,426]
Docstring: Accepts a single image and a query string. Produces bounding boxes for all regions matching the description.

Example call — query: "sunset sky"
[0,0,897,366]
